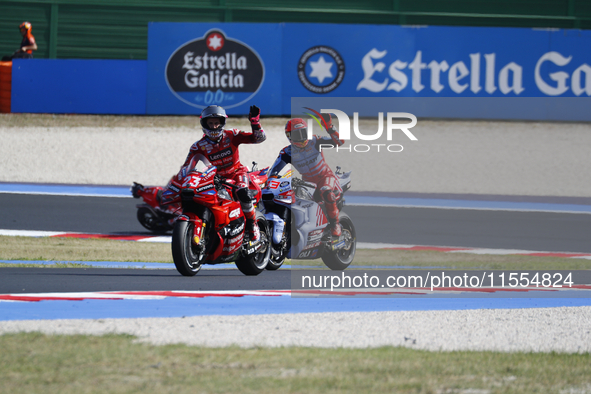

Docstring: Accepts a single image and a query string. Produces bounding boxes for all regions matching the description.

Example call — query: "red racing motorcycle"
[131,162,268,235]
[131,182,180,233]
[162,165,271,276]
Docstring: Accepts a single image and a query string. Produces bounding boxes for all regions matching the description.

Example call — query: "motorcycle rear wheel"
[321,212,356,270]
[235,212,271,275]
[137,206,171,233]
[172,220,206,276]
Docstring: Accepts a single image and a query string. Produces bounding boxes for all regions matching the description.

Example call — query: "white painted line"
[0,229,67,237]
[137,236,172,243]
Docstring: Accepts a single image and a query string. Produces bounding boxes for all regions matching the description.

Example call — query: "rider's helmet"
[200,105,227,142]
[19,21,32,33]
[285,118,309,148]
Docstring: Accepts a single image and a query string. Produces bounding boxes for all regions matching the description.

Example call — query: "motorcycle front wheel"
[171,220,207,276]
[321,212,356,271]
[235,211,271,276]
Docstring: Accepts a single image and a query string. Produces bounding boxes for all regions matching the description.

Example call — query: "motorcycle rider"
[174,104,266,243]
[269,111,344,242]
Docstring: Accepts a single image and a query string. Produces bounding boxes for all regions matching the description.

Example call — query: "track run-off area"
[1,182,590,348]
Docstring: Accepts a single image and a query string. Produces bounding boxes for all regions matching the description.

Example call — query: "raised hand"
[248,105,261,123]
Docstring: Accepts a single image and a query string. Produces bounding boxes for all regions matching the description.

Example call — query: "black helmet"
[200,105,227,142]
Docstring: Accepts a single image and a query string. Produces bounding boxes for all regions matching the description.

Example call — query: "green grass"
[1,235,590,393]
[0,236,174,264]
[0,333,590,394]
[1,235,590,270]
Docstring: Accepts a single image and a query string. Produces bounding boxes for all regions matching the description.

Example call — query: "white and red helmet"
[285,118,309,148]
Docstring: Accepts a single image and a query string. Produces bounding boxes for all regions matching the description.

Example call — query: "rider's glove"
[321,113,333,129]
[249,105,261,124]
[321,113,337,135]
[249,105,262,133]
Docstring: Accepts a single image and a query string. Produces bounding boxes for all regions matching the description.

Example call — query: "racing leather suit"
[178,126,266,224]
[271,128,344,236]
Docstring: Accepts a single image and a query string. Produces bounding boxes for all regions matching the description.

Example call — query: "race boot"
[167,217,177,227]
[238,187,260,244]
[328,219,343,249]
[246,219,261,244]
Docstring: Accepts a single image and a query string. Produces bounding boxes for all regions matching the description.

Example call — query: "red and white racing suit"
[271,129,344,235]
[178,127,266,223]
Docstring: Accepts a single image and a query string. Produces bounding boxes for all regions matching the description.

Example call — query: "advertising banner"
[283,24,591,115]
[146,22,282,115]
[146,22,591,119]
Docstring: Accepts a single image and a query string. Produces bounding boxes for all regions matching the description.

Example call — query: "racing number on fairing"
[267,180,281,189]
[183,174,201,188]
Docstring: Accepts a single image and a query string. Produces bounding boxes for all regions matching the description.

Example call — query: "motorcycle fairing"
[291,197,329,260]
[266,212,285,244]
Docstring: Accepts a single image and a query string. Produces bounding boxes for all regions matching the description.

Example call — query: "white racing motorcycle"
[261,166,356,270]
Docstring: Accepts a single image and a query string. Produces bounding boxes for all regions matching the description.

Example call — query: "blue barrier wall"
[10,22,591,120]
[11,59,147,115]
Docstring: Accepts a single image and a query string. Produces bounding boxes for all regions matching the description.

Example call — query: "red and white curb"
[2,229,591,259]
[0,229,172,243]
[0,290,288,302]
[2,287,591,302]
[357,242,591,260]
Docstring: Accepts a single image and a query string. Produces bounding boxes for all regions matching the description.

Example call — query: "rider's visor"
[290,128,308,143]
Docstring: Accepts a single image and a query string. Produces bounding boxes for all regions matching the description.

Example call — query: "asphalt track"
[0,267,290,294]
[1,184,591,321]
[2,187,591,253]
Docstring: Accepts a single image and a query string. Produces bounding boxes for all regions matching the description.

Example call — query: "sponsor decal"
[298,250,312,258]
[226,235,242,245]
[166,29,265,109]
[209,147,233,161]
[298,46,345,94]
[245,243,263,255]
[229,207,241,218]
[222,233,243,253]
[309,229,323,237]
[223,222,245,237]
[304,241,322,250]
[195,184,214,194]
[298,247,319,259]
[223,244,241,253]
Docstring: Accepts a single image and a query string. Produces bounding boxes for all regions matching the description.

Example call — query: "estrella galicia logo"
[298,46,345,94]
[166,29,265,109]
